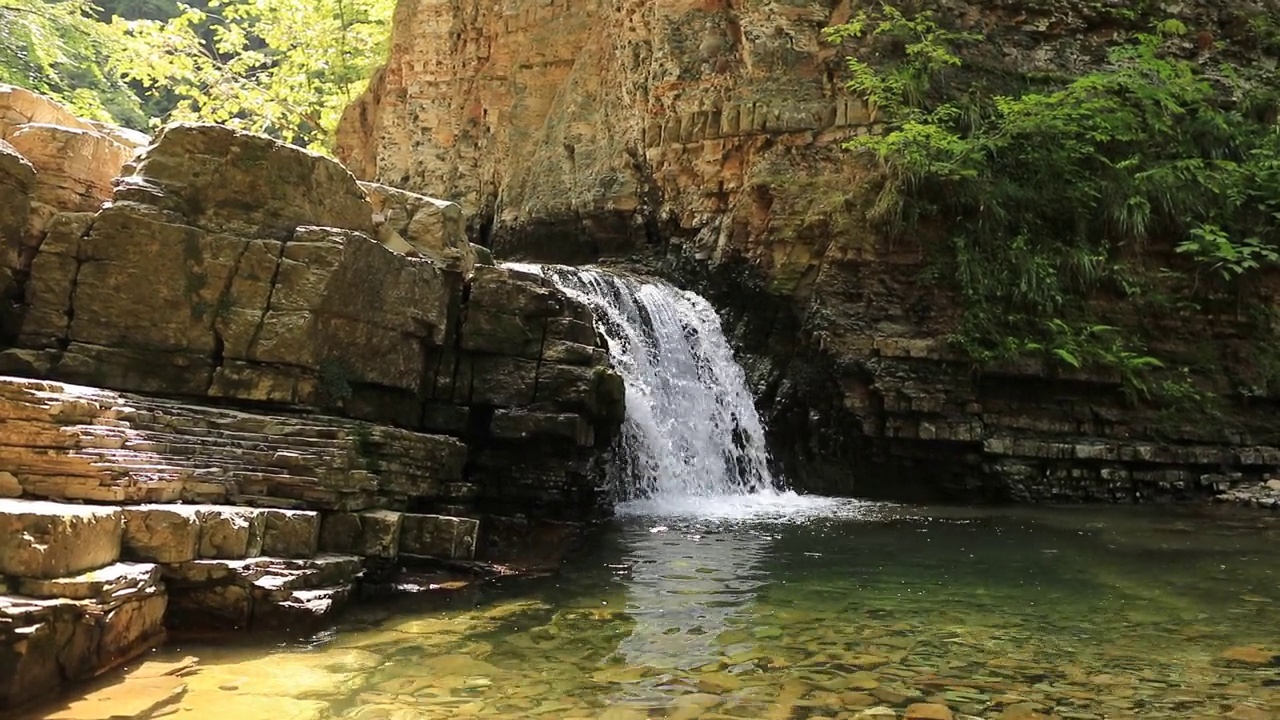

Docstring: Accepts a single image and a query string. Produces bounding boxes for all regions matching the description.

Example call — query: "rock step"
[0,498,123,579]
[15,561,161,601]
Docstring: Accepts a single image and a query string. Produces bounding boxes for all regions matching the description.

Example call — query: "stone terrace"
[0,375,484,709]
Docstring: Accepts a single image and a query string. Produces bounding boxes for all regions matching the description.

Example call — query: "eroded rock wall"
[0,86,629,712]
[0,115,624,527]
[338,0,1280,503]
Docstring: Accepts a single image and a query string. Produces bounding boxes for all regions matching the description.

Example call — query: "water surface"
[78,501,1279,720]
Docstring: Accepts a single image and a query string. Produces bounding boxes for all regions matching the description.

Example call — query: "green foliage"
[828,3,1280,400]
[0,0,146,126]
[0,0,392,148]
[111,0,395,149]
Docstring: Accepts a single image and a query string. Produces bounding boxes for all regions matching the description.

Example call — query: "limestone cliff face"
[339,0,1280,502]
[337,0,876,266]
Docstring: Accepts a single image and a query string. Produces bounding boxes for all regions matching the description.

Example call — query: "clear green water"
[68,502,1280,719]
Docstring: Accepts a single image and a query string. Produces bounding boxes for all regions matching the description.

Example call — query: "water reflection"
[611,522,772,670]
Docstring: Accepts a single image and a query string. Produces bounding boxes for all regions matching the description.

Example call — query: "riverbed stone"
[399,513,479,560]
[905,703,954,720]
[262,509,320,558]
[0,499,122,578]
[121,505,202,563]
[1220,646,1279,666]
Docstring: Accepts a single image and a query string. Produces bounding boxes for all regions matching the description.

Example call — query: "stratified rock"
[17,562,161,601]
[253,584,353,631]
[121,506,202,563]
[0,376,473,512]
[6,123,132,234]
[320,509,403,559]
[0,582,166,708]
[0,499,122,578]
[334,0,1280,505]
[115,123,373,239]
[399,514,479,560]
[362,181,475,275]
[262,509,321,558]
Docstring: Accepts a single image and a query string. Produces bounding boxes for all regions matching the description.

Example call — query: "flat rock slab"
[0,499,122,578]
[17,562,160,601]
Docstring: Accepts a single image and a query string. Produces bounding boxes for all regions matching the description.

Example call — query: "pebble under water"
[65,501,1280,720]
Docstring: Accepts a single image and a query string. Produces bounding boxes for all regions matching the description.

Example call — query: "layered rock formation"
[0,87,625,710]
[338,0,1280,503]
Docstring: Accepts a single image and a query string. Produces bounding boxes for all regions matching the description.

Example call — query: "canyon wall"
[338,0,1280,503]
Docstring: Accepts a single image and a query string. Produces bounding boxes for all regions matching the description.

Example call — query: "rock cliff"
[0,86,625,711]
[338,0,1280,503]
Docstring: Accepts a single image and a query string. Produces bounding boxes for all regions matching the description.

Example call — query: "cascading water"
[508,264,827,517]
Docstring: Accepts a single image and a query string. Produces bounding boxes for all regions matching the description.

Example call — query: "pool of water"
[41,501,1280,719]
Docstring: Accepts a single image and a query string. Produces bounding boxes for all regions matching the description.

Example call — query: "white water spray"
[508,264,833,518]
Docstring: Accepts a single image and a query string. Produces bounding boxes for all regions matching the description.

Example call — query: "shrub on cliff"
[827,3,1280,402]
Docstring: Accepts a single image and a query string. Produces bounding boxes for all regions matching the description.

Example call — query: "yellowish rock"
[1221,646,1278,666]
[41,675,186,720]
[905,703,954,720]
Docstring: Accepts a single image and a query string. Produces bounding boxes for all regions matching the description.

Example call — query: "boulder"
[115,123,374,239]
[0,499,122,578]
[0,84,93,137]
[0,471,20,498]
[6,123,133,232]
[361,181,475,275]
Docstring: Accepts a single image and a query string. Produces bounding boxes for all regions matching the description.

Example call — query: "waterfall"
[507,264,788,512]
